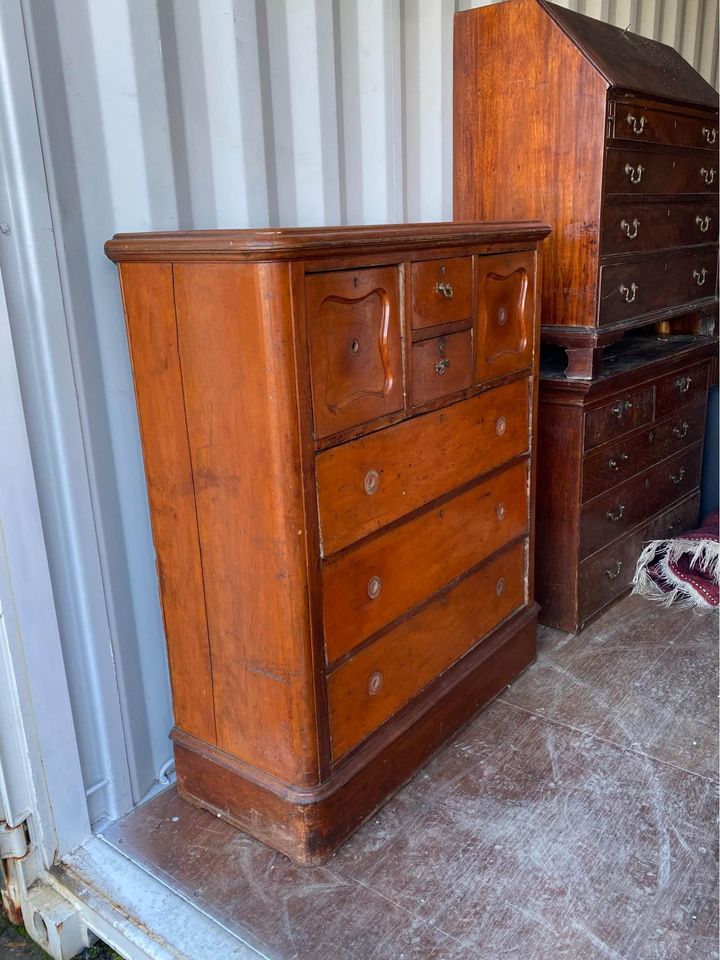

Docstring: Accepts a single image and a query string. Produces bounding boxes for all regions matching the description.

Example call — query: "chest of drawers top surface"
[454,0,719,378]
[108,221,548,861]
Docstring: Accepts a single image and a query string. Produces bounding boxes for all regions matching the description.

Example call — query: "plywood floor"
[103,596,719,960]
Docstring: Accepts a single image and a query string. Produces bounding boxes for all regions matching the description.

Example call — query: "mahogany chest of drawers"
[454,0,719,378]
[535,336,715,633]
[106,221,550,862]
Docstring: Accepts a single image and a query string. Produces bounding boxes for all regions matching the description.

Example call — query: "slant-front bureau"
[106,222,550,862]
[454,0,719,378]
[536,335,715,633]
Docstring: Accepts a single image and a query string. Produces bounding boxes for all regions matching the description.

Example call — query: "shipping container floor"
[103,596,719,960]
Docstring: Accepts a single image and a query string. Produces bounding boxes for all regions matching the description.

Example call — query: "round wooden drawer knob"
[368,671,383,696]
[364,470,380,495]
[496,577,505,596]
[495,416,507,436]
[367,576,382,599]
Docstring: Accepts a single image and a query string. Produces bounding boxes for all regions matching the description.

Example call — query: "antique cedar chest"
[106,221,550,861]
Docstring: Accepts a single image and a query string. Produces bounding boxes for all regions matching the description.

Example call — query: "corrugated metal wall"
[15,0,719,821]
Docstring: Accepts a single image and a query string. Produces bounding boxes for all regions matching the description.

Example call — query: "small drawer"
[410,257,472,329]
[578,493,700,626]
[582,403,707,502]
[580,443,703,559]
[475,250,535,383]
[655,363,710,418]
[327,540,526,759]
[322,459,528,663]
[605,149,719,196]
[411,330,472,405]
[584,386,655,451]
[600,200,719,256]
[610,101,720,151]
[316,377,529,556]
[306,266,404,439]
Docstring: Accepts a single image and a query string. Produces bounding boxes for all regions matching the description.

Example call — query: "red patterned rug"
[632,511,719,609]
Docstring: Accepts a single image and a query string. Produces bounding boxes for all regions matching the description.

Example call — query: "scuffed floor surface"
[103,596,719,960]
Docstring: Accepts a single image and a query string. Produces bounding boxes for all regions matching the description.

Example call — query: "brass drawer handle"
[670,467,686,485]
[675,376,692,394]
[435,358,451,376]
[696,214,711,233]
[367,576,382,600]
[702,126,717,144]
[605,560,623,580]
[611,399,634,418]
[624,163,644,184]
[672,421,689,439]
[693,267,708,286]
[364,470,380,495]
[621,218,639,240]
[700,167,716,185]
[619,282,638,303]
[608,453,629,470]
[607,504,625,522]
[436,281,454,299]
[626,114,647,135]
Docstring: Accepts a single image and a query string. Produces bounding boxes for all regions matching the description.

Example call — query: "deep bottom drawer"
[327,539,527,759]
[578,493,701,626]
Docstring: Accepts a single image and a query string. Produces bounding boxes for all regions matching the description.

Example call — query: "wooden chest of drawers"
[106,221,550,862]
[454,0,719,378]
[535,336,715,633]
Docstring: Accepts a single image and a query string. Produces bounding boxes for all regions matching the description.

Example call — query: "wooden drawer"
[475,250,535,382]
[410,257,472,329]
[598,248,718,327]
[411,330,472,405]
[580,443,703,559]
[582,403,707,502]
[605,149,718,196]
[610,101,720,151]
[316,377,529,555]
[322,459,528,663]
[600,200,718,255]
[306,267,404,439]
[655,362,711,417]
[327,540,526,759]
[584,386,655,451]
[578,493,701,625]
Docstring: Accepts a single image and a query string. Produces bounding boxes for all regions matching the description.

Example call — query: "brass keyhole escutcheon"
[350,338,360,353]
[368,671,383,696]
[496,577,505,597]
[495,416,507,436]
[497,306,507,326]
[367,576,382,600]
[364,470,380,495]
[496,502,506,520]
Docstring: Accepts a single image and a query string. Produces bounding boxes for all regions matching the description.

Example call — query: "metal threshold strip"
[49,838,265,960]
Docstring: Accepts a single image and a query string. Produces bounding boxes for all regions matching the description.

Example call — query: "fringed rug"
[632,511,719,609]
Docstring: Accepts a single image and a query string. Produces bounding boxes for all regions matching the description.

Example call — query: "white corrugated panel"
[12,0,719,824]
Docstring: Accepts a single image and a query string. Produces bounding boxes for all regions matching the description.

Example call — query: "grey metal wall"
[14,0,719,824]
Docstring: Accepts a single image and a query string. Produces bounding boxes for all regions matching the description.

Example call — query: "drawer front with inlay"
[598,248,718,327]
[322,460,528,663]
[582,403,707,502]
[605,149,719,196]
[475,250,535,382]
[411,330,472,405]
[410,257,473,329]
[655,363,711,417]
[316,377,529,556]
[610,101,720,151]
[600,201,719,255]
[584,386,655,450]
[327,540,526,759]
[580,443,703,559]
[306,267,404,439]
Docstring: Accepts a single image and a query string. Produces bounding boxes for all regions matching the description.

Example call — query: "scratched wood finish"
[535,336,715,632]
[118,263,216,745]
[454,0,719,376]
[108,222,549,862]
